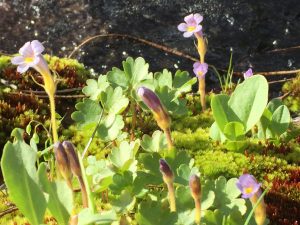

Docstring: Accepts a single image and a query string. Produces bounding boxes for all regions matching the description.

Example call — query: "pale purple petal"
[193,62,201,68]
[194,13,203,24]
[17,64,30,73]
[183,31,194,38]
[11,56,25,65]
[27,55,40,67]
[243,68,253,79]
[178,23,187,32]
[194,25,202,33]
[184,14,194,24]
[19,42,33,57]
[236,174,261,199]
[31,40,45,55]
[193,62,208,78]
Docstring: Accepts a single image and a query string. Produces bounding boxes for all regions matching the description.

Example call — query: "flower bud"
[54,142,72,186]
[137,87,171,130]
[189,174,201,199]
[159,159,174,183]
[62,141,81,177]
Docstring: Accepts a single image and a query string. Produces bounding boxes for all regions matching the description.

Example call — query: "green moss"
[282,73,300,113]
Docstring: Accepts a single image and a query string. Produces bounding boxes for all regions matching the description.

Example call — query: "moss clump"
[282,73,300,113]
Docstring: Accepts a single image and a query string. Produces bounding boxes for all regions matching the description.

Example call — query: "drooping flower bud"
[159,159,176,212]
[159,159,174,183]
[189,174,202,225]
[62,141,81,177]
[137,87,171,131]
[236,174,266,225]
[189,174,201,199]
[54,142,72,188]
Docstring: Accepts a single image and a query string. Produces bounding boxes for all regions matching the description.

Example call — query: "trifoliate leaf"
[141,130,168,153]
[83,75,109,100]
[100,86,129,114]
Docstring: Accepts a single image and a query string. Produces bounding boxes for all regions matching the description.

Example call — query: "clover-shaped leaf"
[111,189,136,213]
[156,86,188,116]
[97,114,124,141]
[141,130,168,153]
[82,75,109,100]
[136,200,177,225]
[100,86,129,114]
[108,140,139,172]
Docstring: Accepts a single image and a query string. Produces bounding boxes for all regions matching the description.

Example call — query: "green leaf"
[154,69,172,89]
[97,114,124,141]
[111,189,136,213]
[228,75,268,132]
[209,122,227,143]
[176,164,199,186]
[267,98,284,113]
[123,57,152,87]
[83,75,109,100]
[141,130,168,153]
[78,209,117,225]
[225,140,248,152]
[267,105,290,137]
[109,171,133,194]
[223,122,245,141]
[1,137,46,225]
[38,163,73,225]
[108,140,139,172]
[107,67,129,89]
[173,70,197,96]
[72,99,102,129]
[100,86,129,114]
[257,109,272,139]
[211,94,239,131]
[136,201,177,225]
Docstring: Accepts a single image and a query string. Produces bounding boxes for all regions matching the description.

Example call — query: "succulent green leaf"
[72,99,102,129]
[136,201,178,225]
[38,163,73,225]
[141,130,168,153]
[83,75,109,100]
[267,105,290,137]
[223,122,245,141]
[228,75,268,132]
[1,135,46,225]
[78,209,117,225]
[211,94,239,131]
[100,86,129,114]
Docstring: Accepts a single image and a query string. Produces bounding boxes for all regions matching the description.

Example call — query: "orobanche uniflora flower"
[11,40,55,96]
[178,13,203,38]
[244,68,253,79]
[236,174,266,225]
[189,175,202,225]
[193,62,208,79]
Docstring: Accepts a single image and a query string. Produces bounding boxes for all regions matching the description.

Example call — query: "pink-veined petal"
[194,13,203,24]
[184,14,194,24]
[19,42,33,57]
[177,23,187,32]
[31,40,45,55]
[11,56,25,65]
[17,64,30,73]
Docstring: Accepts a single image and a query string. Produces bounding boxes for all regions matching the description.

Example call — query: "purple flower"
[243,68,253,79]
[189,174,201,198]
[236,174,261,199]
[178,13,203,38]
[193,62,208,79]
[11,40,50,75]
[137,87,164,114]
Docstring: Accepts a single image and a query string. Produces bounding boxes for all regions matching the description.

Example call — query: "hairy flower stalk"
[137,87,173,149]
[159,159,176,212]
[63,141,88,208]
[189,175,202,225]
[54,142,73,189]
[236,174,266,225]
[11,40,58,143]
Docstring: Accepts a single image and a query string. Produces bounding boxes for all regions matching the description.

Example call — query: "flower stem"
[166,182,176,212]
[164,128,173,150]
[198,78,206,111]
[49,94,58,143]
[194,197,201,225]
[130,101,137,141]
[78,176,88,208]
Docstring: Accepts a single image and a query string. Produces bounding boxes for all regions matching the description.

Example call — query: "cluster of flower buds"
[236,174,266,225]
[159,159,176,212]
[178,13,208,110]
[54,141,88,208]
[137,87,173,149]
[189,174,202,225]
